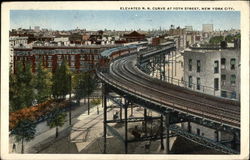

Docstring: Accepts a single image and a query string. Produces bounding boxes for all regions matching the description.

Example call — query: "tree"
[225,34,234,43]
[74,72,97,115]
[9,68,18,112]
[9,62,35,111]
[52,65,61,99]
[91,98,101,114]
[91,98,101,106]
[73,73,87,104]
[220,41,228,49]
[10,119,36,153]
[235,34,240,39]
[73,72,97,104]
[209,36,224,45]
[52,60,71,99]
[47,108,66,138]
[34,60,52,103]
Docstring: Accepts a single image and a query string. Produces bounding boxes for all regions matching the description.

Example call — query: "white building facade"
[202,24,213,33]
[183,47,240,100]
[9,36,28,69]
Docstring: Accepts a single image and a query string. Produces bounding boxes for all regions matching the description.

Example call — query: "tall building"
[34,26,40,32]
[185,26,193,32]
[9,36,28,70]
[183,44,240,100]
[202,24,213,32]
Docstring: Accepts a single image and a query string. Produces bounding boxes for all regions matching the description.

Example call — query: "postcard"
[1,1,249,160]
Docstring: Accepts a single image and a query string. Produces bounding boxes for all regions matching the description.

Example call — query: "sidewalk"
[38,100,118,153]
[9,98,104,153]
[10,99,169,154]
[38,105,166,154]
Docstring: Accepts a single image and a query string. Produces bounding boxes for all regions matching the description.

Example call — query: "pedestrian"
[12,143,16,152]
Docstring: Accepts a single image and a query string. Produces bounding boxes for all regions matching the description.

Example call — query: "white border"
[1,1,249,160]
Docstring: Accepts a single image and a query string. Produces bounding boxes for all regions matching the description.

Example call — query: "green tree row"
[9,61,52,112]
[10,59,97,153]
[10,60,97,111]
[209,34,241,45]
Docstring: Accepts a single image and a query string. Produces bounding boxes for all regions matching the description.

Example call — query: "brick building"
[13,45,115,73]
[123,31,146,42]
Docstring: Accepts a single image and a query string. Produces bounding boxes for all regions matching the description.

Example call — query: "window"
[231,91,236,99]
[214,78,219,91]
[188,59,192,71]
[197,77,201,90]
[48,62,52,67]
[221,58,226,69]
[230,74,236,85]
[197,60,201,72]
[47,56,52,61]
[221,74,226,85]
[221,91,227,97]
[197,128,200,136]
[214,60,219,73]
[230,58,236,70]
[188,76,192,88]
[221,74,226,81]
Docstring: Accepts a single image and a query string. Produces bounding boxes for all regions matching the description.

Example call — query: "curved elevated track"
[98,53,240,129]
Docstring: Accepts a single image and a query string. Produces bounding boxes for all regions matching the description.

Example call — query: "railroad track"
[98,54,240,128]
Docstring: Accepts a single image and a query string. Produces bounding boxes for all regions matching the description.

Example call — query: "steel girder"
[169,124,239,154]
[103,82,240,154]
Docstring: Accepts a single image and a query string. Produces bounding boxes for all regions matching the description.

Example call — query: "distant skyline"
[10,10,240,31]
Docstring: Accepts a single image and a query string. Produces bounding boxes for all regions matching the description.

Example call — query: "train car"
[99,43,146,68]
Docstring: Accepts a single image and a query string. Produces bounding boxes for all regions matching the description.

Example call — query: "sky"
[10,10,240,31]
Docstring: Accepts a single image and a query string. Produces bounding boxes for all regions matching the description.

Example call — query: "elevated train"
[98,42,148,67]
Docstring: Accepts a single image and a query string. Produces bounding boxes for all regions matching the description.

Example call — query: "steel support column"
[144,108,147,136]
[231,132,237,150]
[152,58,154,77]
[160,54,163,80]
[188,120,191,133]
[69,75,72,125]
[124,100,128,154]
[165,112,170,154]
[215,130,219,142]
[163,54,166,81]
[160,115,164,150]
[154,56,156,77]
[87,67,90,115]
[102,83,104,108]
[174,51,177,76]
[171,51,174,83]
[167,54,170,82]
[130,102,133,117]
[103,84,107,154]
[120,101,123,121]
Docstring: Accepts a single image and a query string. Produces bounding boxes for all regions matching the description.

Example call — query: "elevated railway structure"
[97,43,240,154]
